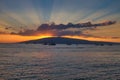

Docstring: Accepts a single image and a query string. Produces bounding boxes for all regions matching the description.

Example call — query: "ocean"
[0,44,120,80]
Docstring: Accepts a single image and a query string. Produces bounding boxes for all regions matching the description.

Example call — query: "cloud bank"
[13,21,116,36]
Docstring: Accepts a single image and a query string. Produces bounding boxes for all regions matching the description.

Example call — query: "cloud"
[37,21,116,31]
[54,31,82,36]
[0,31,7,34]
[12,21,116,36]
[17,29,36,36]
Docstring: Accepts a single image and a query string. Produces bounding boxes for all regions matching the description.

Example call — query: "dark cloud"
[54,31,82,36]
[0,31,7,34]
[111,37,120,39]
[5,26,12,30]
[37,21,116,31]
[17,29,36,36]
[12,21,116,36]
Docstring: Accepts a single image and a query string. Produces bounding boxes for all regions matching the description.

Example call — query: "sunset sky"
[0,0,120,43]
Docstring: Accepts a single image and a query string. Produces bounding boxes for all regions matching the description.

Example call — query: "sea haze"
[0,44,120,80]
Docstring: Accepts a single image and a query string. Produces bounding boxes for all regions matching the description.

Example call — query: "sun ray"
[0,0,120,43]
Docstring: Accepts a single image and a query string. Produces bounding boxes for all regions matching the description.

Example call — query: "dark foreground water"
[0,44,120,80]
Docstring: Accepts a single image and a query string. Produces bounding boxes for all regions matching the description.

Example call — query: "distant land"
[20,37,120,45]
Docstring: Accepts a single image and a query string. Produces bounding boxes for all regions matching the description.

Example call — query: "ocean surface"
[0,44,120,80]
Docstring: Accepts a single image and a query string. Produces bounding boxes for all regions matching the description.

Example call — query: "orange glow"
[0,34,120,43]
[0,34,52,43]
[63,36,120,43]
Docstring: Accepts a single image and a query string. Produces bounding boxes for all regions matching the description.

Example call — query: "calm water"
[0,44,120,80]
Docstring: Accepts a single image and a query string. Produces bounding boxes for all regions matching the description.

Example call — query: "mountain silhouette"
[20,37,119,45]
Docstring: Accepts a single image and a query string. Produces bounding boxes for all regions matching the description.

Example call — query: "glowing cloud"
[10,21,116,36]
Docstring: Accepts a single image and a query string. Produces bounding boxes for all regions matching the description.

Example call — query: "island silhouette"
[20,37,119,45]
